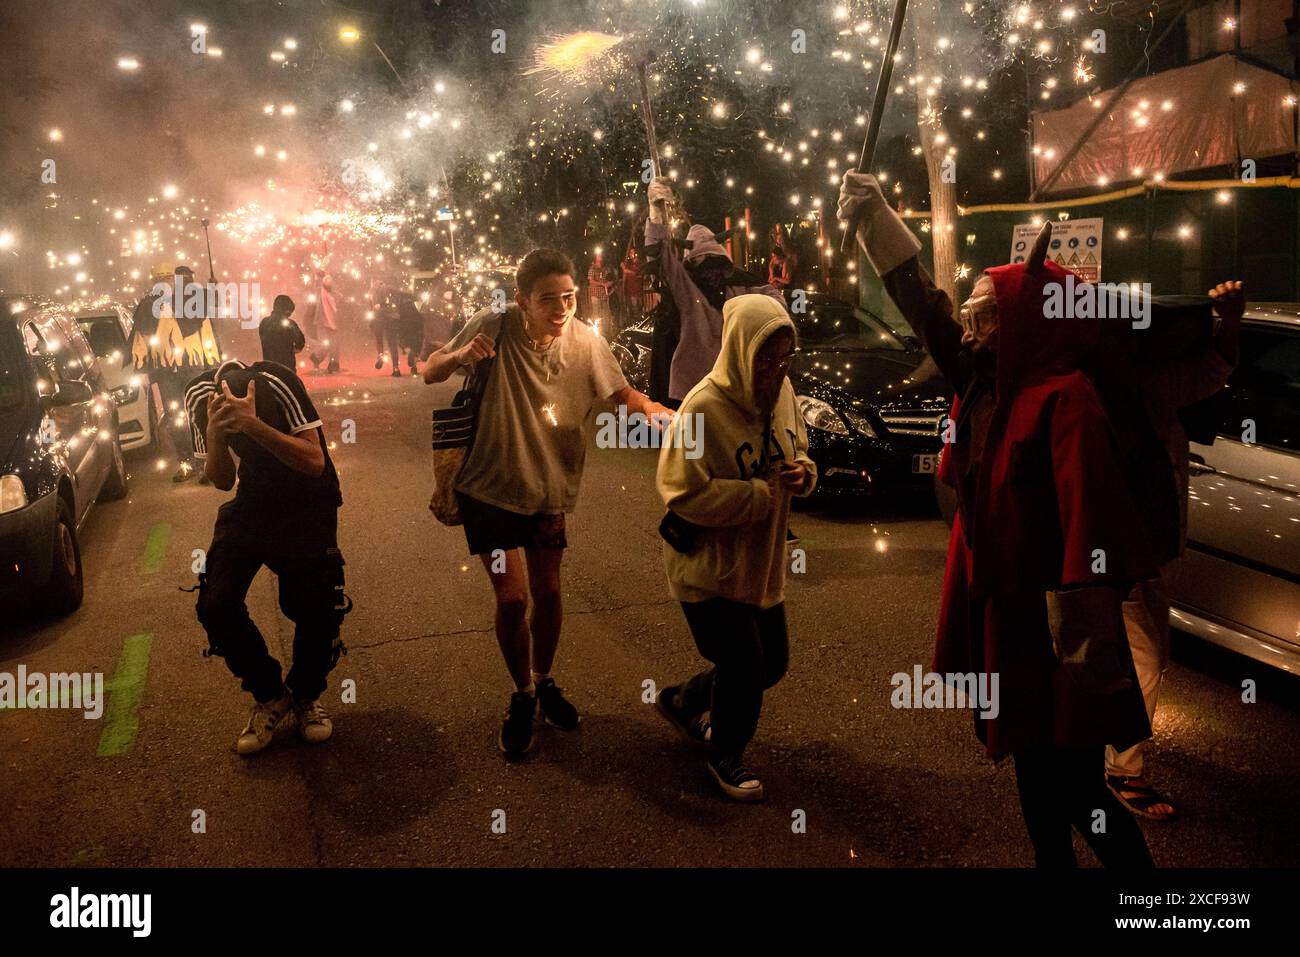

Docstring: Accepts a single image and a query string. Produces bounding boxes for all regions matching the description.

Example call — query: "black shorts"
[457,492,567,556]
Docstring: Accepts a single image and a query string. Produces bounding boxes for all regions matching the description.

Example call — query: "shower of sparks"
[216,202,405,251]
[541,403,559,427]
[1073,57,1093,85]
[525,31,627,94]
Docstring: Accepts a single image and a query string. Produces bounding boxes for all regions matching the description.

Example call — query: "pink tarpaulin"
[1032,54,1299,196]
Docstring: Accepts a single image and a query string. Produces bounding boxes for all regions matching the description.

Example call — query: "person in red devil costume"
[840,172,1160,868]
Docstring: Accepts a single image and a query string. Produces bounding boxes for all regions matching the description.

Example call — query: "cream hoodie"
[656,294,817,609]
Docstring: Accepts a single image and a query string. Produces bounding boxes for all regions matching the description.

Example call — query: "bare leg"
[480,549,531,689]
[524,546,564,675]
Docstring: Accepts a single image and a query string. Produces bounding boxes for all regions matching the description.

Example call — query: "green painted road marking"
[71,846,107,866]
[95,633,152,757]
[139,522,171,576]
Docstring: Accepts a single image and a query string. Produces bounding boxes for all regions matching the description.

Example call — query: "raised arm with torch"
[839,0,910,257]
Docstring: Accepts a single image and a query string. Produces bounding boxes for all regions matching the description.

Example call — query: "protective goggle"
[958,293,998,337]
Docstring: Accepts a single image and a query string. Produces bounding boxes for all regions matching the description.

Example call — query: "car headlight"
[109,384,139,406]
[841,407,879,439]
[797,395,849,435]
[0,474,28,514]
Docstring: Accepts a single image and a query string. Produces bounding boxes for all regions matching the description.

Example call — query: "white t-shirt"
[447,304,627,515]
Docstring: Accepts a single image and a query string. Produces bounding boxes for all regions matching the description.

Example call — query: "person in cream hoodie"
[654,293,817,802]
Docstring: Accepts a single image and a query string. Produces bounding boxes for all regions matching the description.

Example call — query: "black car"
[611,293,950,498]
[0,297,128,615]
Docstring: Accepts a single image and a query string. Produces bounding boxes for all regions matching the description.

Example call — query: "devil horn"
[1026,220,1052,274]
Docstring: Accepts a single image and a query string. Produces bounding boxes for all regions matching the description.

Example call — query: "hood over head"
[707,293,795,416]
[683,224,732,266]
[982,238,1132,402]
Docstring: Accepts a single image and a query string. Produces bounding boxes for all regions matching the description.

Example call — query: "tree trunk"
[912,0,959,302]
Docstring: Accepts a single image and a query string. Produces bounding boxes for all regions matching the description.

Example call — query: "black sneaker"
[708,755,764,802]
[374,357,383,370]
[655,685,711,748]
[498,691,536,756]
[535,677,580,730]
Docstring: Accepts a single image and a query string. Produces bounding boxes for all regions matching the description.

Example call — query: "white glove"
[837,171,887,223]
[647,177,676,223]
[837,171,921,276]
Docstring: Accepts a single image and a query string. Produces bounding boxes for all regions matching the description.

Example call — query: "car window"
[1221,326,1300,453]
[49,319,93,383]
[78,315,128,362]
[64,319,98,375]
[27,319,91,388]
[0,325,29,412]
[24,322,61,395]
[795,301,907,351]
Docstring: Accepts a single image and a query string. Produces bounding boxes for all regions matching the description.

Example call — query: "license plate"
[911,454,938,474]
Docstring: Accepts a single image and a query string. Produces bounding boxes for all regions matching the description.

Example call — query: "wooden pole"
[635,61,662,178]
[839,0,910,255]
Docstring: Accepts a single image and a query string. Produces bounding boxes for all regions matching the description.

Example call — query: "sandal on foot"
[1106,774,1177,822]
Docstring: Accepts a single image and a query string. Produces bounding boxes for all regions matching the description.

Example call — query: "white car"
[76,305,158,452]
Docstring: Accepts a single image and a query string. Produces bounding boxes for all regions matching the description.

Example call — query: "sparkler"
[525,32,627,90]
[526,31,665,179]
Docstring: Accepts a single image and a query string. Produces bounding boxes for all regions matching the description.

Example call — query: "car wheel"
[40,498,84,615]
[99,438,128,502]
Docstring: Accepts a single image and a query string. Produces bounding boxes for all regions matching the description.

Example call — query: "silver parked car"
[1171,305,1300,674]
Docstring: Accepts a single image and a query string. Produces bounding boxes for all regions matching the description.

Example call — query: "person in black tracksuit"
[185,359,348,756]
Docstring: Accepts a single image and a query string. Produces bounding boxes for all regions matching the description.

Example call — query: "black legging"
[1013,745,1154,869]
[677,598,789,762]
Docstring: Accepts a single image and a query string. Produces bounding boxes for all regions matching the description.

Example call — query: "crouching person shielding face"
[187,359,349,756]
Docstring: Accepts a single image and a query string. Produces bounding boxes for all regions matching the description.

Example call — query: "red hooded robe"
[896,257,1154,760]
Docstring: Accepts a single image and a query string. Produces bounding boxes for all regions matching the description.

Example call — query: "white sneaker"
[236,694,292,756]
[294,698,333,744]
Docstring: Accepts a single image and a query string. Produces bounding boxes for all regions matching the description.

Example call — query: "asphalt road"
[2,359,1298,868]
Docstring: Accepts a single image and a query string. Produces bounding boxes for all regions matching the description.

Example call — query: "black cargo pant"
[196,513,349,704]
[678,598,789,762]
[152,367,199,462]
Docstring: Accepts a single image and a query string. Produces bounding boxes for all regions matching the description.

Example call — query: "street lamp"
[337,24,404,87]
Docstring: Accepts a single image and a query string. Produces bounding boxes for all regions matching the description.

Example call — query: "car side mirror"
[903,335,922,350]
[43,380,94,408]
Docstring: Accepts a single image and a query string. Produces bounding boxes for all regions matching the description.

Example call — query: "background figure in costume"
[129,262,224,483]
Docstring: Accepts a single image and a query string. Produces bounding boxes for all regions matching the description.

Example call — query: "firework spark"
[525,31,626,91]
